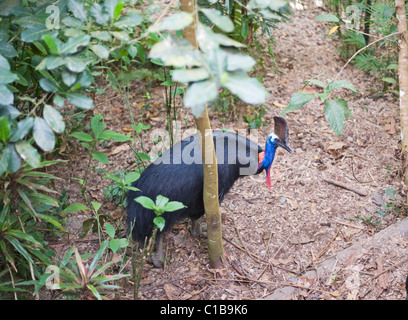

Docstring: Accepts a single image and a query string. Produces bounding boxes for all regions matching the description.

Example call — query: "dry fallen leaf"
[329,25,339,35]
[287,198,299,210]
[122,125,132,132]
[303,87,317,94]
[107,144,130,156]
[273,101,287,108]
[310,202,317,214]
[163,283,176,300]
[327,142,346,150]
[112,107,122,115]
[306,117,315,125]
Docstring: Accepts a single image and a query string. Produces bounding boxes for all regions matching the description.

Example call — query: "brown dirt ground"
[50,1,408,300]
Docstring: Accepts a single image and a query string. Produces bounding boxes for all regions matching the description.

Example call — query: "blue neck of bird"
[261,140,277,170]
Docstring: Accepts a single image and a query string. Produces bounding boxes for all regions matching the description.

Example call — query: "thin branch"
[335,32,401,80]
[323,177,368,196]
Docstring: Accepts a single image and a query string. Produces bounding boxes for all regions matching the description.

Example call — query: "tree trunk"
[180,0,224,268]
[396,0,408,199]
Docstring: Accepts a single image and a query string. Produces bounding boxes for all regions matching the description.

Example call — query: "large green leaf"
[21,25,51,43]
[0,104,19,120]
[0,147,8,176]
[5,235,34,264]
[0,116,10,142]
[44,105,65,133]
[200,8,234,33]
[29,192,59,207]
[33,117,55,152]
[0,0,20,17]
[171,68,209,83]
[60,203,90,215]
[66,92,93,110]
[324,99,345,136]
[7,230,42,246]
[68,0,87,22]
[64,56,87,73]
[73,70,94,89]
[184,80,218,116]
[89,239,110,276]
[4,143,21,173]
[226,52,255,72]
[0,67,18,84]
[39,78,59,93]
[149,12,192,32]
[105,0,119,19]
[0,55,10,70]
[0,85,14,105]
[91,152,109,164]
[90,44,109,59]
[134,196,156,210]
[10,117,34,142]
[62,69,77,87]
[153,217,165,231]
[0,41,17,58]
[90,3,109,26]
[326,80,358,93]
[315,14,340,22]
[70,131,94,142]
[149,36,201,67]
[114,13,143,28]
[60,35,90,56]
[36,56,66,70]
[15,141,41,168]
[113,1,124,20]
[99,130,130,142]
[124,172,140,185]
[42,34,60,55]
[110,31,129,42]
[197,24,245,51]
[164,201,186,212]
[281,91,316,116]
[223,73,269,104]
[91,31,112,41]
[91,114,105,139]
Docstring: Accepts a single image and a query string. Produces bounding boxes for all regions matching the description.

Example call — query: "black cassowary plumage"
[127,130,262,245]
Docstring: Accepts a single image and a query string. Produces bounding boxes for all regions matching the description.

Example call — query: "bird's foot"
[150,250,165,268]
[191,219,207,238]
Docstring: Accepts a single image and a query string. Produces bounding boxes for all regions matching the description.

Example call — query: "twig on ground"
[323,178,368,196]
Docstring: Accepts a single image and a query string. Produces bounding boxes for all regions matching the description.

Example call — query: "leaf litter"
[50,1,408,300]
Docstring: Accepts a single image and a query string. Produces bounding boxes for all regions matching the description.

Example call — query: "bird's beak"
[276,141,293,154]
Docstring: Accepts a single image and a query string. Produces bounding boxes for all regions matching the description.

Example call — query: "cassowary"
[127,116,292,267]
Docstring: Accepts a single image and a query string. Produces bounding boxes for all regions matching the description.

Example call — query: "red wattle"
[258,151,265,164]
[266,168,271,189]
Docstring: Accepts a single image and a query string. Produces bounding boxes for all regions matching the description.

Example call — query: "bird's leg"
[191,218,206,238]
[151,233,165,268]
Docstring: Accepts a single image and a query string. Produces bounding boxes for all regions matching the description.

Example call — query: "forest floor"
[51,1,408,300]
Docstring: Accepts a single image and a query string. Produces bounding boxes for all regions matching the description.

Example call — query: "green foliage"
[0,0,150,175]
[320,0,399,93]
[48,239,130,300]
[0,0,294,298]
[70,113,130,193]
[103,170,140,206]
[244,105,269,129]
[135,195,186,232]
[105,223,129,254]
[130,194,185,299]
[282,77,357,135]
[149,0,291,117]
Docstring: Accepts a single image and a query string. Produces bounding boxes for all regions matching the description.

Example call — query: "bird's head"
[266,132,293,154]
[258,116,293,188]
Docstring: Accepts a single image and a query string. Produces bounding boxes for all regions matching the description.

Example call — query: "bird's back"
[127,131,262,243]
